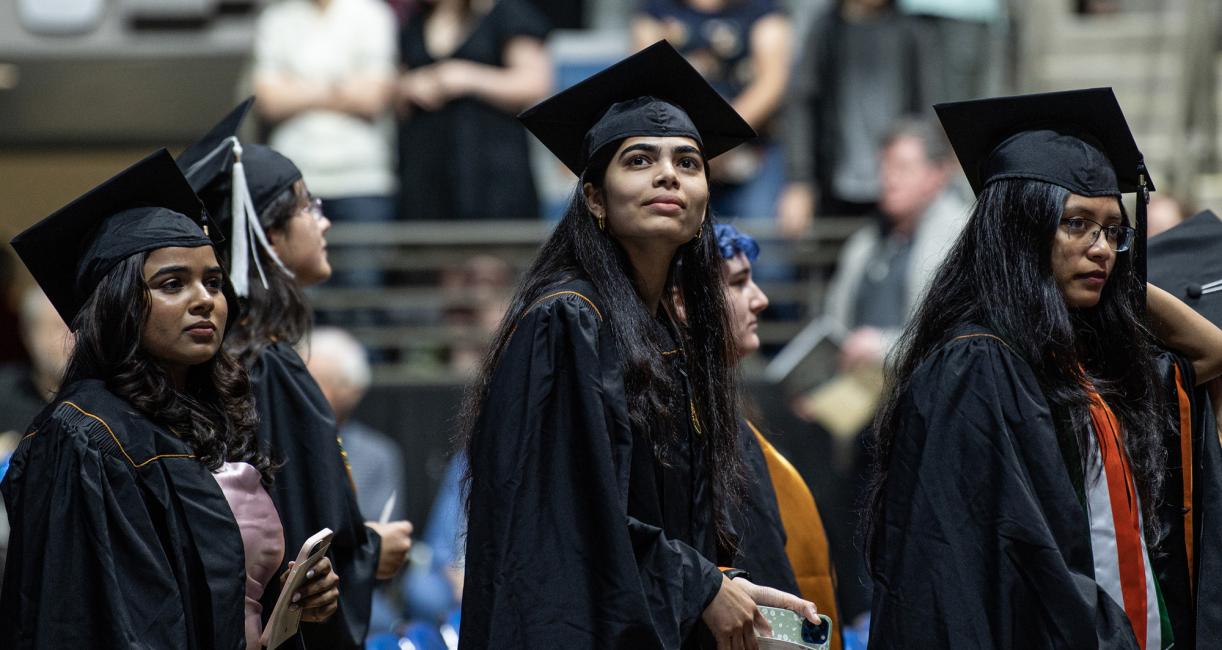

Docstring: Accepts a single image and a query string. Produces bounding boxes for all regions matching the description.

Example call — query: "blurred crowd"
[0,1,1199,649]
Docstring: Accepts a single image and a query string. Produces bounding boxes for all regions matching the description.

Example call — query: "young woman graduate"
[175,100,413,650]
[459,41,818,650]
[864,88,1222,649]
[1,150,339,650]
[714,224,844,650]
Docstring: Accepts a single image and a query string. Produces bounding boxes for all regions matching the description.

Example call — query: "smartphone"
[259,528,334,650]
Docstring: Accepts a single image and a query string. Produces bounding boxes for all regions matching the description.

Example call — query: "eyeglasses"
[302,197,325,220]
[1058,216,1136,252]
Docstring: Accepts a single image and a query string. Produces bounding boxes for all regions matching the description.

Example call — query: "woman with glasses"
[863,89,1222,648]
[174,99,413,650]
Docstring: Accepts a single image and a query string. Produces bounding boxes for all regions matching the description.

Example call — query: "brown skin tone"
[141,247,229,389]
[583,136,709,314]
[1050,193,1222,386]
[1050,194,1120,310]
[142,246,341,620]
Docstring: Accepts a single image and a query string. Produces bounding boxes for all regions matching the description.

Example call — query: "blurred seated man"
[792,116,967,622]
[304,327,406,522]
[820,116,967,376]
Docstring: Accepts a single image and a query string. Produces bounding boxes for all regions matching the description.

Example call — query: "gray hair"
[307,327,372,391]
[881,115,954,164]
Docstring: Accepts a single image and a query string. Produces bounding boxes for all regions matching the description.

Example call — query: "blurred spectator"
[793,117,967,619]
[304,326,406,522]
[776,0,936,236]
[253,0,398,329]
[899,0,1007,102]
[819,117,966,373]
[401,454,467,624]
[395,0,553,220]
[0,287,72,436]
[632,0,793,220]
[1147,194,1187,239]
[0,247,25,365]
[253,0,398,237]
[440,254,514,375]
[0,287,71,587]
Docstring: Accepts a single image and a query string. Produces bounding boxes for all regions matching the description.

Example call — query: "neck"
[623,244,677,315]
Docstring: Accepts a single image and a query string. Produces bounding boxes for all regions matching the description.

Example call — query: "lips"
[644,195,686,209]
[184,321,216,335]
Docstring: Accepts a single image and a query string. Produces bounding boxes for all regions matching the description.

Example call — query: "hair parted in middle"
[458,142,747,553]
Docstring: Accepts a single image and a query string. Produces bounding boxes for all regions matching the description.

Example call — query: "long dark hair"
[217,182,312,366]
[459,148,746,551]
[60,251,273,483]
[863,178,1168,561]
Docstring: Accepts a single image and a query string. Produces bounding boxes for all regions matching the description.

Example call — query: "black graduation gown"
[460,281,725,649]
[1149,350,1222,649]
[249,342,381,650]
[0,379,247,650]
[868,328,1139,649]
[732,419,801,594]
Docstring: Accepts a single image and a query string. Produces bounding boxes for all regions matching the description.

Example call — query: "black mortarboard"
[175,97,302,217]
[1148,210,1222,327]
[935,88,1152,197]
[519,40,756,176]
[175,97,300,296]
[935,87,1154,283]
[11,149,212,328]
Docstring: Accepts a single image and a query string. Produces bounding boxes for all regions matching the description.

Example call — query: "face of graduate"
[1050,193,1121,309]
[141,246,228,380]
[723,252,769,358]
[270,181,332,288]
[585,136,709,250]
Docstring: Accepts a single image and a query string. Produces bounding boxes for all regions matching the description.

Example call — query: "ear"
[582,182,605,219]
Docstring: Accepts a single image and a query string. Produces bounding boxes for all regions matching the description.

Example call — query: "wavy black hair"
[60,250,273,483]
[459,145,746,551]
[863,178,1169,561]
[215,181,313,366]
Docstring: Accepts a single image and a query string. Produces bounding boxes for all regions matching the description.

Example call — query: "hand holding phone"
[260,528,334,649]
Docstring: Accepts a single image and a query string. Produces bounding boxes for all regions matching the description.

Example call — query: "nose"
[188,281,215,317]
[320,214,332,234]
[653,159,680,189]
[1086,229,1114,264]
[749,281,769,314]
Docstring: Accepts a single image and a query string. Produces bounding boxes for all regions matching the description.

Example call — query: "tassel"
[228,141,293,297]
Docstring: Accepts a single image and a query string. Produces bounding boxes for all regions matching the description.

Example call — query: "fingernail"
[292,593,301,603]
[306,569,315,579]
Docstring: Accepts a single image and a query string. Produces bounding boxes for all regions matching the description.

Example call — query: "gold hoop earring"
[694,221,704,240]
[594,212,606,231]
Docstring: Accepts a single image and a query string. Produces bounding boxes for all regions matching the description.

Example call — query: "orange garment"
[748,422,843,650]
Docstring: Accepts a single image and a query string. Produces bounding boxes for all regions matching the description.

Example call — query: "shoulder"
[34,381,187,468]
[523,280,607,323]
[250,341,310,379]
[910,327,1041,401]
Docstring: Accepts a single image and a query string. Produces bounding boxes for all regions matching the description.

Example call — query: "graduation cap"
[10,149,212,329]
[935,87,1154,282]
[519,40,757,177]
[1147,210,1222,327]
[175,96,299,296]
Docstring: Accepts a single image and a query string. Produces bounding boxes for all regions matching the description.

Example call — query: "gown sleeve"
[250,344,381,650]
[0,403,197,649]
[459,292,722,649]
[1150,349,1222,648]
[868,334,1137,649]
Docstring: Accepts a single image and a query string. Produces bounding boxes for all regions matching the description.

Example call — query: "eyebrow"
[619,143,704,158]
[147,265,224,280]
